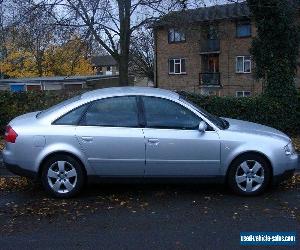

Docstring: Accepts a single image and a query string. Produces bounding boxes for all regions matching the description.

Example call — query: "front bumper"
[272,153,299,185]
[4,162,37,179]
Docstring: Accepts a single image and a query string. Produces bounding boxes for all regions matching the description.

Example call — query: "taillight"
[4,125,18,143]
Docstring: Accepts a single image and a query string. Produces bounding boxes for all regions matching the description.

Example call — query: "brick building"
[153,1,300,96]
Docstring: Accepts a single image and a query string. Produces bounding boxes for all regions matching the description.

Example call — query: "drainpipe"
[154,28,158,88]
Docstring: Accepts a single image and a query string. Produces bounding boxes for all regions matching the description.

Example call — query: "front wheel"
[228,154,271,196]
[41,155,85,198]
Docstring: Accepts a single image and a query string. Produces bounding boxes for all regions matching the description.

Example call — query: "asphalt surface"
[0,162,299,249]
[0,178,300,249]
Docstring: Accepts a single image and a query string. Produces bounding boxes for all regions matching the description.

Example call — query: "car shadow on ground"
[1,175,297,200]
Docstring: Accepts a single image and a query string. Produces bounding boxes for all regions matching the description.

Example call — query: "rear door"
[75,96,145,176]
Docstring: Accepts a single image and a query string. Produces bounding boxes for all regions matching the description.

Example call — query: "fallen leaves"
[0,169,299,234]
[0,177,31,191]
[0,180,154,235]
[291,136,300,152]
[279,173,300,190]
[232,212,239,220]
[0,138,4,150]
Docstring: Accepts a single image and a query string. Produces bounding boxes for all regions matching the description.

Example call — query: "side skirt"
[87,175,226,184]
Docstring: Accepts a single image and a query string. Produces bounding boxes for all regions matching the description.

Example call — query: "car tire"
[41,154,85,198]
[228,153,271,196]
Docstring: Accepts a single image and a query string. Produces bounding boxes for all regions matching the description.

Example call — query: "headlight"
[284,142,296,155]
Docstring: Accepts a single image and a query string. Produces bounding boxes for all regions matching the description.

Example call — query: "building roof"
[154,0,300,27]
[154,1,250,27]
[91,55,118,67]
[0,75,119,85]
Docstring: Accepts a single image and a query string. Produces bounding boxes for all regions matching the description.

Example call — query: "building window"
[236,56,251,73]
[236,21,251,38]
[95,66,103,75]
[207,24,219,40]
[169,58,186,74]
[106,65,113,75]
[168,28,185,43]
[10,84,25,92]
[236,91,251,97]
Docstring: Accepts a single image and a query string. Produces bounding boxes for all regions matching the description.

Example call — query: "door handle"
[148,138,159,144]
[81,136,93,142]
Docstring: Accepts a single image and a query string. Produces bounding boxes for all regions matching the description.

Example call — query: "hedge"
[0,90,83,133]
[0,90,299,134]
[180,92,300,134]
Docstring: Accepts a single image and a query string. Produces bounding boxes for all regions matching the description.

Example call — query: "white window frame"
[236,91,251,97]
[169,58,186,75]
[236,56,251,73]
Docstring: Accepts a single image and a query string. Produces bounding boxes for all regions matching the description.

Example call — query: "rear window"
[54,104,87,125]
[36,95,81,119]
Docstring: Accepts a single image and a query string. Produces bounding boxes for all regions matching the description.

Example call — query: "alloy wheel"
[235,160,265,193]
[47,161,78,194]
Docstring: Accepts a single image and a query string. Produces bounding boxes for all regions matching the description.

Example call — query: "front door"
[207,55,219,73]
[141,96,221,177]
[75,96,145,176]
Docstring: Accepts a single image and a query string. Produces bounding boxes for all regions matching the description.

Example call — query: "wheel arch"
[225,151,274,184]
[38,151,87,179]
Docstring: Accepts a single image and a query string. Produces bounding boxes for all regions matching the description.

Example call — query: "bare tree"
[130,28,154,82]
[2,0,223,81]
[15,4,57,76]
[36,0,196,86]
[0,0,16,78]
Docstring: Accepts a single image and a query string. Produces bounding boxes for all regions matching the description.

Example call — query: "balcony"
[199,72,221,86]
[199,39,220,54]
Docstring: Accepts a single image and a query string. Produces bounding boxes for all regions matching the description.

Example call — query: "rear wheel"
[228,153,271,196]
[41,155,85,198]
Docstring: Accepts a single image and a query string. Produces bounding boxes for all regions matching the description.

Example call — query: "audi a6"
[3,87,298,197]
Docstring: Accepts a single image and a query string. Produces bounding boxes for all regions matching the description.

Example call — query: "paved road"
[0,175,300,249]
[0,150,300,249]
[0,152,12,176]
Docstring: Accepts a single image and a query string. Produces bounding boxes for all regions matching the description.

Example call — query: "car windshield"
[179,95,229,130]
[36,95,81,119]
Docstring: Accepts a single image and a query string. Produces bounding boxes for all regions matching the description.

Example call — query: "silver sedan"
[3,87,298,197]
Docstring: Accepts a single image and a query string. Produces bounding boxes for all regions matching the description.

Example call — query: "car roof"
[81,87,179,100]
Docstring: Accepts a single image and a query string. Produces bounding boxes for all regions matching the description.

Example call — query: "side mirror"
[198,121,207,132]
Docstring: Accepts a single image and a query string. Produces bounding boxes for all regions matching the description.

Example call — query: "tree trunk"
[118,0,131,86]
[118,55,129,86]
[36,51,44,77]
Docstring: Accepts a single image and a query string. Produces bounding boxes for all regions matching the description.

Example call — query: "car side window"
[142,97,201,129]
[80,96,139,127]
[54,105,87,125]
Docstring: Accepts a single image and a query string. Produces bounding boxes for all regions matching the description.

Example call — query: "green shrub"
[0,90,299,135]
[179,92,299,134]
[0,90,83,133]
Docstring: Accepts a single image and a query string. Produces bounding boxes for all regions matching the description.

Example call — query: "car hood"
[223,118,290,141]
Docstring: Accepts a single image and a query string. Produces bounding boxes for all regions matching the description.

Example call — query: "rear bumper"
[4,162,37,179]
